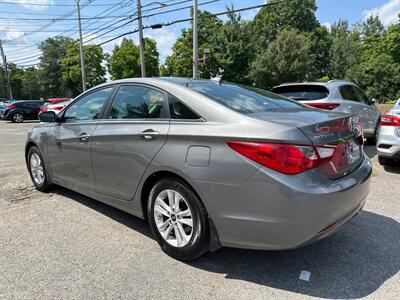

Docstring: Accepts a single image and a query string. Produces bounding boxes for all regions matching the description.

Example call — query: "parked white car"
[377,99,400,165]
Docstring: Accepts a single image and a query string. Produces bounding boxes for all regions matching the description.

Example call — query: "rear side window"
[168,94,200,120]
[339,85,359,102]
[188,82,303,114]
[272,85,329,100]
[108,85,166,119]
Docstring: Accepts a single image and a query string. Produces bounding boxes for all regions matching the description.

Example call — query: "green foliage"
[107,37,159,80]
[61,41,106,95]
[164,10,223,78]
[249,28,316,89]
[39,36,75,97]
[252,0,319,48]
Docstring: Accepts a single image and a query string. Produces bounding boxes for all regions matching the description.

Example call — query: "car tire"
[12,113,24,123]
[366,123,380,145]
[147,177,210,261]
[27,146,53,192]
[378,156,393,166]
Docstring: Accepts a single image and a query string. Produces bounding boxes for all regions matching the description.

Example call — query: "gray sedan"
[25,78,372,261]
[377,99,400,165]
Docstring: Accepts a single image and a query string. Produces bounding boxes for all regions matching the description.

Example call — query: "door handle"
[79,133,90,143]
[363,107,368,110]
[348,105,352,109]
[138,130,159,140]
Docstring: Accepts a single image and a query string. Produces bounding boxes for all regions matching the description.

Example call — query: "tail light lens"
[53,105,64,111]
[380,114,400,126]
[39,105,48,113]
[227,141,335,175]
[303,102,340,110]
[6,103,16,109]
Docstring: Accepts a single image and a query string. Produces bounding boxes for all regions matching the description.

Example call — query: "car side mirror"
[39,111,59,123]
[370,98,377,105]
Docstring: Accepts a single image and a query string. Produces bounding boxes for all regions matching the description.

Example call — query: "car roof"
[273,80,357,89]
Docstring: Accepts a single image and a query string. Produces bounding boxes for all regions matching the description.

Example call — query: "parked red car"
[39,99,72,115]
[45,97,71,104]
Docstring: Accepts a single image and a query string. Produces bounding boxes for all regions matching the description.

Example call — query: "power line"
[0,1,122,6]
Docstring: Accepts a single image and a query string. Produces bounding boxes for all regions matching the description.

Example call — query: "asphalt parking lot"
[0,121,399,300]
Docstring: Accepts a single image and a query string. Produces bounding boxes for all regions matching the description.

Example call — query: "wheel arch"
[139,169,221,251]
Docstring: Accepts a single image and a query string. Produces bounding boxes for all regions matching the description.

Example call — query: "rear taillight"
[53,105,64,111]
[39,105,48,113]
[380,114,400,126]
[227,141,335,175]
[6,103,16,109]
[303,102,340,110]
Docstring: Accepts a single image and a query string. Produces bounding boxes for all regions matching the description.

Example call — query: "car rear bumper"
[194,155,372,250]
[377,126,400,158]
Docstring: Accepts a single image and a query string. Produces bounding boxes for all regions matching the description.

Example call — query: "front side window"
[108,85,165,119]
[353,86,369,104]
[64,87,113,123]
[188,81,304,115]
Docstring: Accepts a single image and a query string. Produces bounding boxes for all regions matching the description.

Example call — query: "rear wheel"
[147,178,210,261]
[378,156,393,166]
[12,113,24,123]
[366,123,380,145]
[27,146,53,192]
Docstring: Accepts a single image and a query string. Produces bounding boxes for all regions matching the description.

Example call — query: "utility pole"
[136,0,146,77]
[0,39,13,99]
[76,0,87,92]
[192,0,198,79]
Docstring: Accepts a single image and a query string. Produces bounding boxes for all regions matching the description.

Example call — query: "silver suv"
[272,80,381,143]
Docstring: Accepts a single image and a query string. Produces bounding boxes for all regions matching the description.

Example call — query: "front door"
[91,84,170,200]
[47,87,114,190]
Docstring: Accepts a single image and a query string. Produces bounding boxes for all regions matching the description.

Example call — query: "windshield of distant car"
[188,81,305,114]
[272,85,329,101]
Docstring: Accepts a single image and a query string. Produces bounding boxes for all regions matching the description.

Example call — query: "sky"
[0,0,399,67]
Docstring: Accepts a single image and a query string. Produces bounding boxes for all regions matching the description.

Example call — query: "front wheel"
[27,146,53,192]
[378,156,393,166]
[147,178,210,261]
[12,113,24,123]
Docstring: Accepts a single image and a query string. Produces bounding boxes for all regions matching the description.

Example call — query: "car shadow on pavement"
[383,163,400,174]
[190,211,400,299]
[51,187,399,299]
[363,145,377,159]
[51,187,153,239]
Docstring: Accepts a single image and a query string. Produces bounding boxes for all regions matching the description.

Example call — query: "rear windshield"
[188,81,304,114]
[272,85,329,101]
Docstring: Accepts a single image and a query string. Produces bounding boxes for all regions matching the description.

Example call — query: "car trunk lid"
[249,109,364,178]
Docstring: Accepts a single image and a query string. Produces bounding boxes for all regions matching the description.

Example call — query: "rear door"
[338,85,378,135]
[91,84,170,200]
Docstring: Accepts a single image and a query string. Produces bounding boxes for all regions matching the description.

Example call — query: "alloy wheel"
[153,189,193,247]
[30,153,44,185]
[13,113,23,123]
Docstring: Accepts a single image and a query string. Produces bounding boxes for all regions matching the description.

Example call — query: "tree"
[252,0,319,48]
[347,20,400,102]
[164,10,222,78]
[362,15,385,37]
[214,9,254,84]
[327,20,362,79]
[108,37,159,80]
[249,28,316,89]
[61,42,106,96]
[39,36,74,97]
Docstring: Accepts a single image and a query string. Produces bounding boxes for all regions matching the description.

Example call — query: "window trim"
[103,83,169,121]
[167,93,204,122]
[60,85,115,123]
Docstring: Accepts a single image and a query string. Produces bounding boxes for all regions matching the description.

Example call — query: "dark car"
[1,100,44,123]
